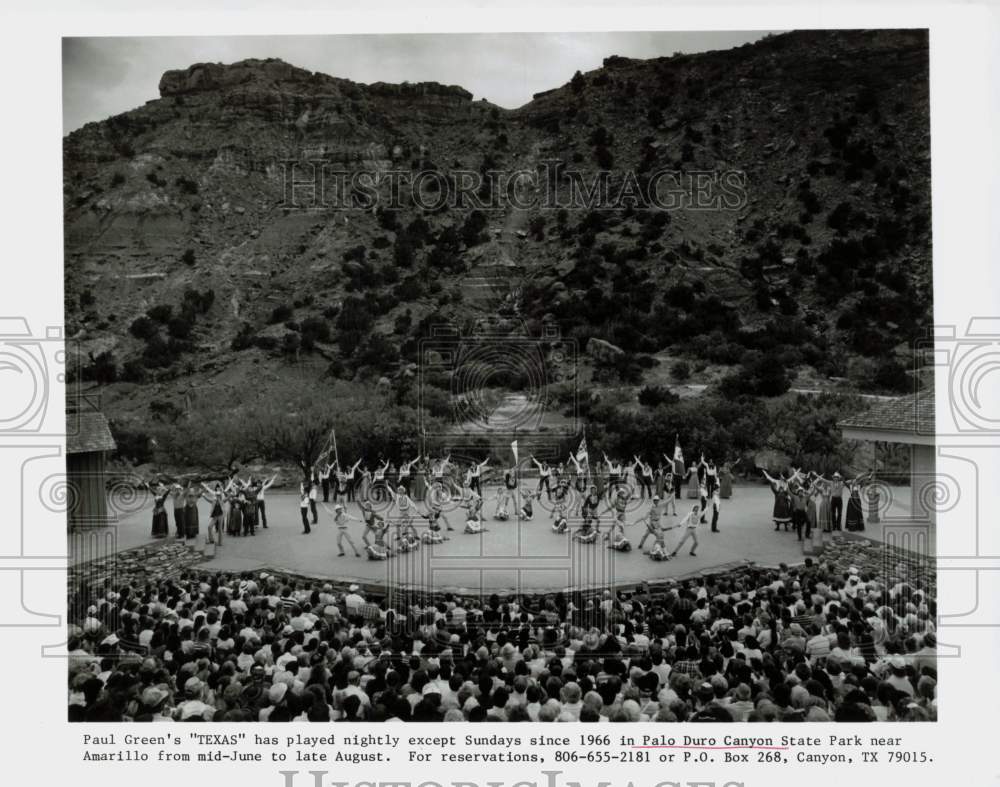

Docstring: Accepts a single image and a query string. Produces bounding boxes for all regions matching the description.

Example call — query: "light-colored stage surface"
[71,484,930,592]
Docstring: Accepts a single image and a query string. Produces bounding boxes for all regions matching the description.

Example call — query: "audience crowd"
[68,549,937,723]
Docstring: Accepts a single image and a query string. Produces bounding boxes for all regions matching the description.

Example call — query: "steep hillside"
[63,30,931,425]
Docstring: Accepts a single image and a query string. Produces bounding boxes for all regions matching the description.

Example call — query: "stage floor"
[71,484,930,593]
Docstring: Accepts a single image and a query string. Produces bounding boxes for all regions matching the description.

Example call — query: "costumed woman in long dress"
[719,462,734,499]
[845,472,871,531]
[183,483,200,539]
[242,484,258,536]
[412,457,428,503]
[226,488,243,537]
[171,484,186,539]
[149,482,169,538]
[812,474,833,533]
[686,461,700,499]
[761,468,793,531]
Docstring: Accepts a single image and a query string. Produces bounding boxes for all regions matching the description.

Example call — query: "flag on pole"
[511,439,519,466]
[576,435,589,465]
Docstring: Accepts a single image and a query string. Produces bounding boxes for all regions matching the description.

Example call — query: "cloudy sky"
[62,31,778,135]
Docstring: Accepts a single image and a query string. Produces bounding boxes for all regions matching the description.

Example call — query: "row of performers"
[307,452,735,504]
[145,476,278,540]
[761,467,873,536]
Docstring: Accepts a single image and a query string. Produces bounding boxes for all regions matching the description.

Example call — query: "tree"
[250,380,370,481]
[153,406,256,474]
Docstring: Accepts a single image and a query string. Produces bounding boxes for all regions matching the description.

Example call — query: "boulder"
[586,337,625,363]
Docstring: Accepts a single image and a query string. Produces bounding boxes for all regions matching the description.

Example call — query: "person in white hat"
[830,471,845,530]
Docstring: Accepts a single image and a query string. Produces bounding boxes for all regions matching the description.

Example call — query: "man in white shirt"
[670,505,702,558]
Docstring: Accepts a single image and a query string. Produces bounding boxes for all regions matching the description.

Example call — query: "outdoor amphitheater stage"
[71,484,929,594]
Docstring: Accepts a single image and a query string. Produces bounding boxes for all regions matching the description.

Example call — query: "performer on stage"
[255,474,275,529]
[647,531,671,561]
[709,485,722,533]
[307,478,319,525]
[371,459,390,502]
[398,455,419,493]
[344,457,362,502]
[467,456,488,496]
[551,495,569,534]
[634,456,654,501]
[696,458,709,522]
[183,483,200,539]
[845,472,872,531]
[830,471,845,530]
[495,465,518,519]
[366,520,390,560]
[790,479,810,541]
[669,504,702,558]
[703,457,719,497]
[319,461,332,503]
[580,485,601,534]
[761,468,793,532]
[637,495,664,551]
[573,517,599,543]
[298,487,311,534]
[603,453,623,502]
[386,484,414,530]
[519,488,541,520]
[685,460,700,500]
[225,484,243,537]
[332,504,363,557]
[461,485,486,532]
[605,519,631,551]
[530,456,552,501]
[602,486,630,532]
[420,500,452,542]
[199,481,225,545]
[359,500,384,549]
[148,481,170,539]
[171,483,186,539]
[429,454,452,503]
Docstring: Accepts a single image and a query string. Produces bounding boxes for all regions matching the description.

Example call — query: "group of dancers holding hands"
[760,466,873,540]
[143,438,742,564]
[145,474,278,549]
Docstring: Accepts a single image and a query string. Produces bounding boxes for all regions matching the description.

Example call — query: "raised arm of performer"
[760,468,780,486]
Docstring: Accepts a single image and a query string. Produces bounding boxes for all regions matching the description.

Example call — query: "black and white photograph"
[60,28,939,726]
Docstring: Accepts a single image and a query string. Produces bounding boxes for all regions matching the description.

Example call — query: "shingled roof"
[66,411,116,455]
[838,390,935,437]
